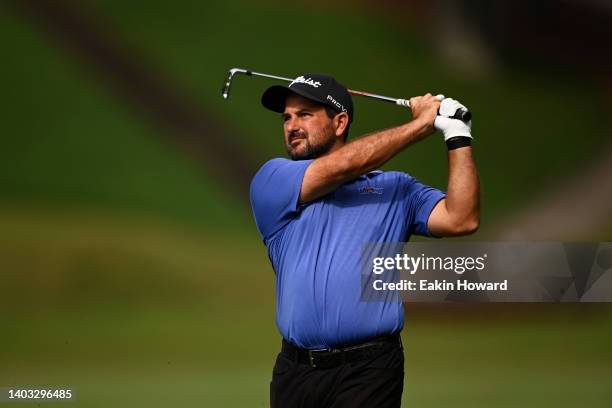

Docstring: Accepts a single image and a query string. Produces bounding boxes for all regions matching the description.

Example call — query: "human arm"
[299,94,441,203]
[427,146,480,236]
[427,99,480,236]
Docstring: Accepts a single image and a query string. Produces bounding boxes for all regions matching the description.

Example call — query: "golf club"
[221,68,472,122]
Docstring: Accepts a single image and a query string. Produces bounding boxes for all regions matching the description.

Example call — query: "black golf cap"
[261,73,354,123]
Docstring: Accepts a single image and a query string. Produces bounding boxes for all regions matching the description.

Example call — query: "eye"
[299,112,311,118]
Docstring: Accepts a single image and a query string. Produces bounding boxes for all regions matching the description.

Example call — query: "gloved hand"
[434,98,472,141]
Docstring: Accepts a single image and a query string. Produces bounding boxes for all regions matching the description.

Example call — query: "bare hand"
[409,93,441,136]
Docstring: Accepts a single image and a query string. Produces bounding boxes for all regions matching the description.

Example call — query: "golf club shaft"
[233,70,407,105]
[222,68,472,122]
[242,69,294,83]
[346,89,445,109]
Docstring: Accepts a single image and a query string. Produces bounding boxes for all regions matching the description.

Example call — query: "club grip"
[396,97,472,123]
[452,109,472,122]
[438,94,472,122]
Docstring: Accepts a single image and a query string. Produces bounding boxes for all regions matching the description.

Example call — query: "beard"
[285,128,336,160]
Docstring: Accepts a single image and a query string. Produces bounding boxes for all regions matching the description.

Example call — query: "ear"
[333,112,349,138]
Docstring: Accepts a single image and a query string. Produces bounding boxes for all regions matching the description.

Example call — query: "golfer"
[250,73,479,407]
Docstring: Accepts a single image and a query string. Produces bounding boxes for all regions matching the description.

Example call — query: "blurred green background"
[1,0,611,406]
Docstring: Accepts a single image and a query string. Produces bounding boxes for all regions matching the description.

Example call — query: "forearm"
[445,146,480,230]
[331,119,430,179]
[301,119,431,202]
[299,93,442,203]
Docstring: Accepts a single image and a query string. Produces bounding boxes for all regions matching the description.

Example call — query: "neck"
[320,138,345,157]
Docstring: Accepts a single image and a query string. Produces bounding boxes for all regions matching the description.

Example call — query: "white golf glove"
[434,98,472,141]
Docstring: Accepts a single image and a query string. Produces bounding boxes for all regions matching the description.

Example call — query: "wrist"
[446,136,472,150]
[410,117,435,139]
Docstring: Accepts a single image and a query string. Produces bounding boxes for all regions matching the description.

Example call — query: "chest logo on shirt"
[359,186,384,195]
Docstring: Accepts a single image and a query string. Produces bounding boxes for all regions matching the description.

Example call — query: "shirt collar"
[357,170,383,180]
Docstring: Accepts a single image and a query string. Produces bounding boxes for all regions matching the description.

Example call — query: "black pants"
[270,340,404,408]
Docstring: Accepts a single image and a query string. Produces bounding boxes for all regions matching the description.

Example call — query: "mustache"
[288,130,307,140]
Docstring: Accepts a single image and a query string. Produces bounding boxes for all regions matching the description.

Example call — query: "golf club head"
[221,68,248,99]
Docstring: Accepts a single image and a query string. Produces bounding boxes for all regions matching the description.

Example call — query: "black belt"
[281,334,402,369]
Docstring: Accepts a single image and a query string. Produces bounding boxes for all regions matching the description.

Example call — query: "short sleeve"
[249,158,313,240]
[401,174,446,237]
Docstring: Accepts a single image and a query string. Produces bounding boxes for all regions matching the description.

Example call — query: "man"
[249,73,479,407]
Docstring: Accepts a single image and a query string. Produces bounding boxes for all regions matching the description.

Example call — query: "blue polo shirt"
[250,158,445,349]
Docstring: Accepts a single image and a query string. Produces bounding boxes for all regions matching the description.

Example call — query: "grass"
[1,206,611,407]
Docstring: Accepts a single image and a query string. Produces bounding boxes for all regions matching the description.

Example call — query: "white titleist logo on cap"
[290,76,322,88]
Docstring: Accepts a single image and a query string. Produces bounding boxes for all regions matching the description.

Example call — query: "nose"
[284,116,300,133]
